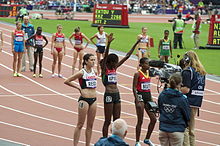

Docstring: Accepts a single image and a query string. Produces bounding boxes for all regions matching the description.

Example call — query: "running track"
[0,19,219,146]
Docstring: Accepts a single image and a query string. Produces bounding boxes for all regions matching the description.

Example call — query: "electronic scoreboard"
[92,4,129,28]
[207,15,220,49]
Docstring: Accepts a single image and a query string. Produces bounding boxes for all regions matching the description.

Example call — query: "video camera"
[149,60,182,84]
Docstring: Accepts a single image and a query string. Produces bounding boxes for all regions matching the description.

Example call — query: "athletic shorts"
[34,46,43,53]
[14,44,24,52]
[96,46,105,54]
[78,96,96,106]
[137,91,152,105]
[74,47,83,53]
[55,48,62,53]
[104,92,121,104]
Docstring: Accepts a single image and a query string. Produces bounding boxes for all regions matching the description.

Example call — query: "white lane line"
[1,51,220,139]
[2,39,220,119]
[0,104,102,134]
[0,121,87,144]
[1,25,220,138]
[0,81,138,143]
[0,93,80,97]
[0,137,30,146]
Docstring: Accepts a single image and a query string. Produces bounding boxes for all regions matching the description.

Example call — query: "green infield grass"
[0,17,219,75]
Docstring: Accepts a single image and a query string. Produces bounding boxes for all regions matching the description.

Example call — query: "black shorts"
[104,92,121,104]
[96,46,105,54]
[78,96,96,106]
[137,91,152,105]
[34,47,43,53]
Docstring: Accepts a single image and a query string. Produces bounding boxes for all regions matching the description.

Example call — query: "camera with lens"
[149,60,182,84]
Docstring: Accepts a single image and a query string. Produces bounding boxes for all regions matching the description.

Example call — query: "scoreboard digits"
[92,4,129,28]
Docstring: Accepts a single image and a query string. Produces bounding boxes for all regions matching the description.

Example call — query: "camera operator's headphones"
[183,52,191,64]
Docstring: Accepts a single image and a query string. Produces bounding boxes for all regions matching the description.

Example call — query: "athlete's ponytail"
[82,53,94,68]
[169,73,182,89]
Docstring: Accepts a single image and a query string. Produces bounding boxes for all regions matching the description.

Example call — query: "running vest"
[74,33,83,45]
[102,68,117,86]
[160,39,171,52]
[140,34,149,44]
[34,35,44,46]
[136,70,151,92]
[14,30,24,43]
[96,32,106,46]
[183,67,206,107]
[55,33,64,43]
[174,19,184,34]
[79,69,97,89]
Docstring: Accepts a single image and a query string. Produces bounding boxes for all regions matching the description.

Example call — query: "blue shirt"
[21,23,35,46]
[158,88,190,133]
[95,135,129,146]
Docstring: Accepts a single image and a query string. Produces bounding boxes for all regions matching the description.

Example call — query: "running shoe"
[135,142,141,146]
[51,74,56,78]
[39,74,43,78]
[13,72,17,77]
[17,73,22,77]
[33,74,36,78]
[143,139,155,146]
[58,74,63,78]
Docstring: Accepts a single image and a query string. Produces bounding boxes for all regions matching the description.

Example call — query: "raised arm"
[64,70,83,93]
[101,33,114,73]
[116,38,141,69]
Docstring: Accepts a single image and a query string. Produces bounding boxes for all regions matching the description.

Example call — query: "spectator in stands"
[15,6,29,22]
[95,119,129,146]
[173,14,185,49]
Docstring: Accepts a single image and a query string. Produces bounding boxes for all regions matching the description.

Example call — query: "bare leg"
[102,103,113,137]
[73,101,89,146]
[17,52,23,74]
[13,52,18,73]
[52,50,58,74]
[72,50,78,74]
[85,102,97,146]
[78,50,84,71]
[57,51,64,75]
[135,101,145,142]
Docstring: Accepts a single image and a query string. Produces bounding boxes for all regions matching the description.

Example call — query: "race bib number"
[108,74,117,83]
[162,45,170,50]
[56,37,64,42]
[86,79,97,88]
[24,33,28,40]
[75,40,82,45]
[141,82,150,90]
[15,37,23,42]
[36,40,43,46]
[137,94,143,102]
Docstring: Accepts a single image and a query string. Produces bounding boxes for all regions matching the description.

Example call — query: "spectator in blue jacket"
[21,16,35,72]
[158,73,190,146]
[95,118,129,146]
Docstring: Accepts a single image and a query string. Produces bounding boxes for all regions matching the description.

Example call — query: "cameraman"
[181,51,206,146]
[158,73,190,146]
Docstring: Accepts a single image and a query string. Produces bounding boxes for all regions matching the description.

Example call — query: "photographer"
[132,57,157,146]
[181,51,206,146]
[158,73,190,146]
